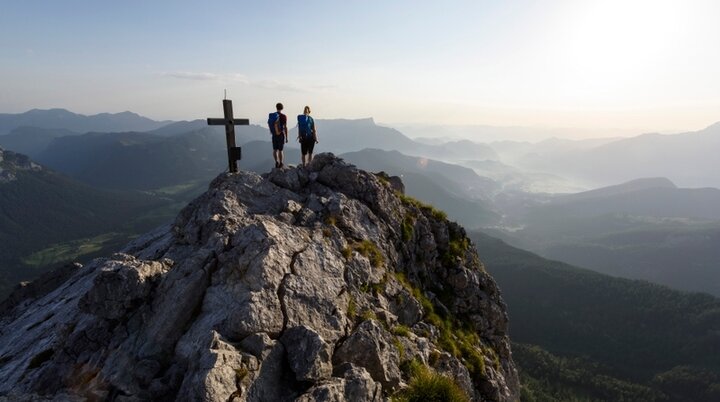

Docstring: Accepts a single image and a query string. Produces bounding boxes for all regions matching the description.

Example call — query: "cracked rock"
[0,153,518,401]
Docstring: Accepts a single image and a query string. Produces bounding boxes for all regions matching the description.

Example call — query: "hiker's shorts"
[272,135,285,151]
[301,139,315,155]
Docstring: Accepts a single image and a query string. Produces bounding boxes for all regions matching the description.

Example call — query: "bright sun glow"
[550,1,687,100]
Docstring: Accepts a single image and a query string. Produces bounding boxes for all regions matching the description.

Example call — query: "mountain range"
[2,107,720,400]
[489,177,720,295]
[513,122,720,188]
[0,108,170,135]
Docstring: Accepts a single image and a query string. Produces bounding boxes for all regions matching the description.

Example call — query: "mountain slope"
[526,182,720,226]
[541,224,720,296]
[492,178,720,295]
[0,126,80,158]
[0,154,518,401]
[469,230,720,400]
[0,148,171,298]
[35,129,227,190]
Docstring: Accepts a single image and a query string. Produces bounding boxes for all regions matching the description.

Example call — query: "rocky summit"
[0,153,519,401]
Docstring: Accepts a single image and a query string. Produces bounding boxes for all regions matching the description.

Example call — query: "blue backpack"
[297,115,314,141]
[268,112,283,135]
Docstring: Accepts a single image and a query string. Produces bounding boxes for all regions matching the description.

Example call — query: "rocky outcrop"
[0,147,42,183]
[0,153,519,401]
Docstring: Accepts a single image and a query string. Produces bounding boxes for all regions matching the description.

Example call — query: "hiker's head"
[304,106,311,115]
[276,103,284,111]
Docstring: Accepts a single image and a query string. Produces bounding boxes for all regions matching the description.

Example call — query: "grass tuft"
[393,325,411,338]
[345,240,385,267]
[234,367,249,381]
[394,362,469,402]
[360,309,377,322]
[396,192,447,221]
[402,214,415,241]
[347,296,357,320]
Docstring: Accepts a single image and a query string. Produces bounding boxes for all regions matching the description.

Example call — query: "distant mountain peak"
[556,177,677,203]
[619,177,677,188]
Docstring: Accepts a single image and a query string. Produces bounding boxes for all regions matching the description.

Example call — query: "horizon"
[5,106,718,143]
[2,0,720,138]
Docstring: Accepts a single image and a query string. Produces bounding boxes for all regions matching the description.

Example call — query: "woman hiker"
[297,105,318,167]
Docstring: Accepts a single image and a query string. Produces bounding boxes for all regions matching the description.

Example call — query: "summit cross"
[207,99,249,173]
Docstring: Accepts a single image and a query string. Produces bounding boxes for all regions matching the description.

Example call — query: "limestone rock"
[333,320,402,391]
[281,326,332,382]
[0,153,518,401]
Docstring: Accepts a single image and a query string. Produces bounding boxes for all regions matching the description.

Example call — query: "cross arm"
[207,118,250,126]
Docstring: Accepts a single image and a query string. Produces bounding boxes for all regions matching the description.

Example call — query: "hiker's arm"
[284,126,288,143]
[313,124,318,143]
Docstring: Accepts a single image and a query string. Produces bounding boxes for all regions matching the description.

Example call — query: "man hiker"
[297,105,318,167]
[268,102,288,168]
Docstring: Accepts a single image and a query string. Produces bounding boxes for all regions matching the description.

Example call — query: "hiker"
[297,105,318,167]
[268,102,288,168]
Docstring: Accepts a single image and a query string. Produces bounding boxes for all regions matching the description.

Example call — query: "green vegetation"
[653,366,720,402]
[470,230,720,401]
[515,343,664,402]
[394,360,469,402]
[392,325,411,337]
[442,226,470,266]
[360,309,377,322]
[401,214,415,241]
[397,192,447,221]
[361,273,389,295]
[344,240,385,267]
[347,296,357,320]
[0,168,177,299]
[376,174,390,186]
[22,232,125,267]
[234,367,249,382]
[394,272,487,381]
[393,337,406,360]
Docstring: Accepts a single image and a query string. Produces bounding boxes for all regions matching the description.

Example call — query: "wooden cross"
[207,99,249,173]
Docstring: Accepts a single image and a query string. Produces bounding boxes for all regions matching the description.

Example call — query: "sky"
[1,0,719,137]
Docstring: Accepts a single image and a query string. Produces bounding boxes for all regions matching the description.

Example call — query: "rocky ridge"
[0,147,42,183]
[0,153,518,401]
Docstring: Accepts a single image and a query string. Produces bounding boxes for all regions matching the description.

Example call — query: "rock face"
[0,147,42,183]
[0,153,519,401]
